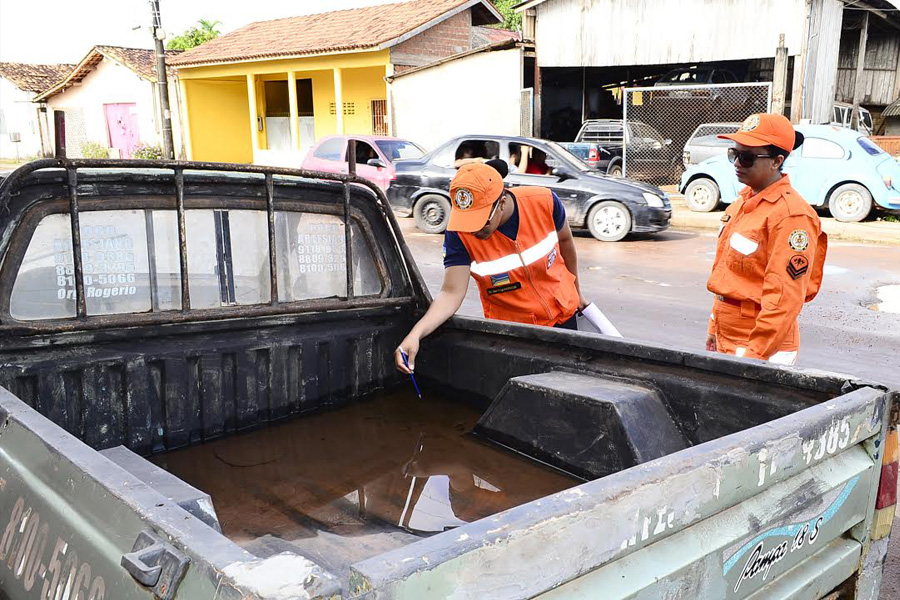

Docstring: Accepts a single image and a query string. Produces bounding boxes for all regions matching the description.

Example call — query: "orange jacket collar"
[740,174,793,213]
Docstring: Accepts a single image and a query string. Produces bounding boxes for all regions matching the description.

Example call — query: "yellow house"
[171,0,501,166]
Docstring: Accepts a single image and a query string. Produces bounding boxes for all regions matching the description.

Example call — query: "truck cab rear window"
[10,210,161,320]
[275,213,381,301]
[9,208,383,321]
[186,209,272,308]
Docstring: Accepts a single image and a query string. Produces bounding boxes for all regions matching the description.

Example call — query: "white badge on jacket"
[729,232,759,256]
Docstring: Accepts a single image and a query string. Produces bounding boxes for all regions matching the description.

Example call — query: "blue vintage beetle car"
[679,124,900,222]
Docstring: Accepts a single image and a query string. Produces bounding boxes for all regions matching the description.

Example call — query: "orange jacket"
[458,187,579,326]
[707,175,827,360]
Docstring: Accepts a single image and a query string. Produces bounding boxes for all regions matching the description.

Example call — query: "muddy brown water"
[153,388,578,580]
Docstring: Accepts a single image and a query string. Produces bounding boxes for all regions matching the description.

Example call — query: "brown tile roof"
[34,46,182,101]
[95,46,181,81]
[0,62,75,94]
[472,26,521,47]
[171,0,501,67]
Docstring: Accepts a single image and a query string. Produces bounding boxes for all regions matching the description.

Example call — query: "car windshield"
[631,122,665,141]
[858,137,885,156]
[661,70,710,84]
[544,141,591,172]
[692,124,739,139]
[690,135,734,148]
[375,140,424,161]
[861,111,874,133]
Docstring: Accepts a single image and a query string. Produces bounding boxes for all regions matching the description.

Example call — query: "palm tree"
[197,19,221,38]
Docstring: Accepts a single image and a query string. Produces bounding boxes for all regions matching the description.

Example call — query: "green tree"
[491,0,522,31]
[166,19,222,50]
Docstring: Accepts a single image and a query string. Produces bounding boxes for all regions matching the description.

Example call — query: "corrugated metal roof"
[883,97,900,117]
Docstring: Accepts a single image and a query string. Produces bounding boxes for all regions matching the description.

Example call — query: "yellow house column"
[246,74,260,157]
[334,68,343,134]
[287,71,300,151]
[385,64,395,137]
[178,78,193,160]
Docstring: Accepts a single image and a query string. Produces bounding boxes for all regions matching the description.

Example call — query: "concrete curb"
[666,194,900,246]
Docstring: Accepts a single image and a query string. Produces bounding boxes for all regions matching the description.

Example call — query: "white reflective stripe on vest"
[470,230,559,277]
[736,347,797,365]
[768,351,798,365]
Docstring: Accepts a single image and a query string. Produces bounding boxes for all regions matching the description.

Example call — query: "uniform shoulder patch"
[787,254,809,280]
[788,229,809,252]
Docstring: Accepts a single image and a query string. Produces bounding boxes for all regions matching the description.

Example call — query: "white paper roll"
[576,302,623,337]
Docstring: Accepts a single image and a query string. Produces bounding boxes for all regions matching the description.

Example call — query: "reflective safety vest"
[458,187,579,326]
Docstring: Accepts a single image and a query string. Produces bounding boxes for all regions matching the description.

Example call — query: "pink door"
[104,103,140,159]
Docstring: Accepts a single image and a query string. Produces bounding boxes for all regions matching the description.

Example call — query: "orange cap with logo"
[719,113,804,153]
[447,163,505,232]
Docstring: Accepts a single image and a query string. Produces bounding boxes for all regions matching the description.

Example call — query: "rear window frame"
[579,121,624,144]
[0,191,393,329]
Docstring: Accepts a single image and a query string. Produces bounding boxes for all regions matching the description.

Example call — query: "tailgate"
[0,388,339,600]
[348,386,895,599]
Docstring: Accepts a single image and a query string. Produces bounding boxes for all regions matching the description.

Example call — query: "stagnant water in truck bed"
[153,388,577,580]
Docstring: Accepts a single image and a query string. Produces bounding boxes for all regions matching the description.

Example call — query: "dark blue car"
[387,135,671,242]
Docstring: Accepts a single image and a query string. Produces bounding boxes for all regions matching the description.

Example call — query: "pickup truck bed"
[0,160,896,600]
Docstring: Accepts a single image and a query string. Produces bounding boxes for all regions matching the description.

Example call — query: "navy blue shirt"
[443,191,566,268]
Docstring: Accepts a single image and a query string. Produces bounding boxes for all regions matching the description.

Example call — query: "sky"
[0,0,410,64]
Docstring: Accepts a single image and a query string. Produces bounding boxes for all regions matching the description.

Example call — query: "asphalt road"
[397,217,900,597]
[399,219,900,388]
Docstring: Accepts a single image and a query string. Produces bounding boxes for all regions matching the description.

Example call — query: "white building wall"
[0,79,42,159]
[46,58,183,158]
[392,48,523,150]
[535,0,807,67]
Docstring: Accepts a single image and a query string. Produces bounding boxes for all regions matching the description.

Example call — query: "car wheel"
[828,183,873,222]
[413,194,451,234]
[684,177,720,212]
[607,163,623,177]
[587,201,632,242]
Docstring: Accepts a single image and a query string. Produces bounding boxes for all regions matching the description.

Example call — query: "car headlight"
[643,193,665,208]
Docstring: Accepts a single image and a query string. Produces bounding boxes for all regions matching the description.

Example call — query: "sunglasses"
[727,148,776,168]
[481,197,503,230]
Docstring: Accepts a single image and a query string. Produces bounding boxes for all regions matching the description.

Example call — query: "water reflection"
[153,389,576,577]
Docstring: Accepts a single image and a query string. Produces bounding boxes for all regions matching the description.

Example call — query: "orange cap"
[719,113,802,153]
[447,163,505,232]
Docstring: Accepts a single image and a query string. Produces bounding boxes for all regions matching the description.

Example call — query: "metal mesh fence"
[622,82,772,185]
[521,87,534,136]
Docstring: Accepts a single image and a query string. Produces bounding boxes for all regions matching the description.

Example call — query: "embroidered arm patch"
[787,254,809,280]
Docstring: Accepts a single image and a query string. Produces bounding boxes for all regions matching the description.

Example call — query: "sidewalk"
[663,188,900,245]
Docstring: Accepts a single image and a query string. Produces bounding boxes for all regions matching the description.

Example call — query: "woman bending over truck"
[395,160,587,374]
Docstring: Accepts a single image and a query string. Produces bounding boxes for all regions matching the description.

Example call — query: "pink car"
[301,135,424,191]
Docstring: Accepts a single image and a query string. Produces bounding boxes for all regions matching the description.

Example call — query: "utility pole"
[772,34,789,116]
[149,0,175,159]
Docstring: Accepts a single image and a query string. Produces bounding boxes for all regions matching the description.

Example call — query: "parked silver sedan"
[682,122,739,167]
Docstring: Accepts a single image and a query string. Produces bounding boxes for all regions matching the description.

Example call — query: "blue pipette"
[399,349,422,399]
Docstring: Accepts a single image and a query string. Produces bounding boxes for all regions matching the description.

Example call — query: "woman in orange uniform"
[705,113,827,365]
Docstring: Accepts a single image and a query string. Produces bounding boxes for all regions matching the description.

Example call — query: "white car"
[681,122,739,167]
